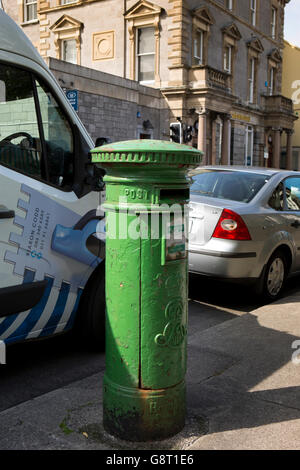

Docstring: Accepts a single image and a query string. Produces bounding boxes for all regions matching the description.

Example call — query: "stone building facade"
[1,0,297,168]
[282,40,300,170]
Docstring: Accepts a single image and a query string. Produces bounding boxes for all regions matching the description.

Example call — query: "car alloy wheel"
[266,255,285,298]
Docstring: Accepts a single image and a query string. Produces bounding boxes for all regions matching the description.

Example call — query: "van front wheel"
[74,264,106,351]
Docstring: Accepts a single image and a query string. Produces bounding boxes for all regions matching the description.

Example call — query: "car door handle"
[0,206,15,219]
[291,220,300,229]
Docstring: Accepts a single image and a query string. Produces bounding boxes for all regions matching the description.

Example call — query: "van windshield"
[0,62,74,188]
[190,170,270,203]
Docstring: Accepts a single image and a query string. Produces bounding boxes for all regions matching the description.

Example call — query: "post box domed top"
[90,139,202,166]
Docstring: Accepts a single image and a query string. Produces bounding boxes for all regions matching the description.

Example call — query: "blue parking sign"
[66,89,78,111]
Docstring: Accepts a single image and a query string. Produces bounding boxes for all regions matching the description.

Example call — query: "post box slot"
[159,188,189,201]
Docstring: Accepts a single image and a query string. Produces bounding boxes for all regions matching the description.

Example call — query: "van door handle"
[0,207,15,219]
[291,220,300,229]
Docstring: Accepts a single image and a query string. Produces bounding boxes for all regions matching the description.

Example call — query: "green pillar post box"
[91,140,202,441]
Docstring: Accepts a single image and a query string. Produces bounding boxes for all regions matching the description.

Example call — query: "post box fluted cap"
[90,139,202,166]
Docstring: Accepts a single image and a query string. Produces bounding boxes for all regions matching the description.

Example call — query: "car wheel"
[74,263,106,351]
[256,250,287,302]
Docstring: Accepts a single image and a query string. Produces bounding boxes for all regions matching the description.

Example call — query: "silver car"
[188,166,300,301]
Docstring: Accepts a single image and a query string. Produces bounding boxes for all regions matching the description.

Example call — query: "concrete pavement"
[1,293,300,450]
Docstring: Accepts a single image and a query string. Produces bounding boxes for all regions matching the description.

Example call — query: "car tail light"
[212,209,251,240]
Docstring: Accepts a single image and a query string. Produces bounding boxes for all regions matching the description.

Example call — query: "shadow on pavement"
[188,273,263,313]
[187,292,300,439]
[189,272,300,313]
[0,333,105,412]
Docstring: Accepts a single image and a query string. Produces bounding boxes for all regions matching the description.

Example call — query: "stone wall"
[47,57,170,145]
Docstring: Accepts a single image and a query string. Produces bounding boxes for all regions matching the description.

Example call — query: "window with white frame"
[50,15,82,65]
[250,0,257,26]
[269,66,276,95]
[224,45,232,73]
[193,30,204,66]
[248,57,256,103]
[61,39,77,64]
[24,0,37,22]
[136,27,155,83]
[191,7,214,69]
[61,0,78,4]
[222,24,241,93]
[125,2,161,85]
[271,6,277,39]
[245,126,254,166]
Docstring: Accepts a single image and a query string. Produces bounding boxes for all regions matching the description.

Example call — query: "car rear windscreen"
[190,170,270,203]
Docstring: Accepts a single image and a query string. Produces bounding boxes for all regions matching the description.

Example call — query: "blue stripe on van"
[5,276,54,341]
[38,281,70,337]
[0,313,19,337]
[0,269,36,336]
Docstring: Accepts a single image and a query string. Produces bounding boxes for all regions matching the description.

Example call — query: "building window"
[246,37,263,103]
[268,66,276,95]
[245,126,254,166]
[136,27,155,83]
[267,48,281,96]
[250,0,257,27]
[24,0,37,22]
[223,45,232,73]
[60,0,78,4]
[191,7,214,68]
[222,23,241,92]
[193,30,204,66]
[125,1,161,85]
[248,57,256,103]
[50,15,82,65]
[61,39,77,64]
[226,0,233,11]
[271,6,277,39]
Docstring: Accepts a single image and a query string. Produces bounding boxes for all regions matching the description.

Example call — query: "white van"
[0,10,106,348]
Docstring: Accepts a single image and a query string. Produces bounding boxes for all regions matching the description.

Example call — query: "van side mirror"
[72,125,107,195]
[95,137,112,147]
[85,163,105,192]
